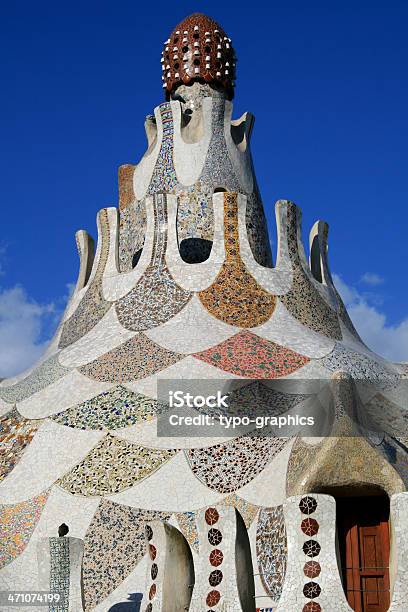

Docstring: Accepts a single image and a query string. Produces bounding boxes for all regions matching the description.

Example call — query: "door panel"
[336,496,390,612]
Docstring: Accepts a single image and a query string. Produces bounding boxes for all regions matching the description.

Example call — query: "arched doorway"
[318,487,391,612]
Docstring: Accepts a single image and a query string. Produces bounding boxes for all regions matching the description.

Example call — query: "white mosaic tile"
[17,371,112,419]
[0,421,103,503]
[275,494,352,612]
[58,307,136,368]
[165,192,226,291]
[103,197,155,301]
[254,299,335,358]
[107,452,223,511]
[389,492,408,610]
[92,554,147,612]
[237,439,293,507]
[133,105,164,201]
[172,97,212,185]
[125,356,240,399]
[145,295,238,354]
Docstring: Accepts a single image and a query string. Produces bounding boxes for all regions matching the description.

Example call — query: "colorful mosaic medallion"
[0,408,39,482]
[0,492,49,568]
[193,330,309,378]
[82,499,170,609]
[199,193,275,327]
[186,435,288,493]
[51,385,167,430]
[57,434,177,496]
[0,355,69,404]
[79,333,183,382]
[256,505,287,601]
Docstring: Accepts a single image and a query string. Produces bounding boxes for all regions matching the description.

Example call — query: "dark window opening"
[179,238,212,264]
[310,235,323,283]
[132,248,143,269]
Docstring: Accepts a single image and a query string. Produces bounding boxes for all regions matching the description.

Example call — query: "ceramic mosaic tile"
[199,97,239,190]
[199,193,276,327]
[0,492,48,568]
[186,435,288,493]
[245,189,273,267]
[119,97,272,272]
[334,287,362,339]
[174,494,258,555]
[378,436,408,487]
[118,164,135,211]
[115,194,192,331]
[275,494,351,611]
[193,330,309,379]
[0,355,70,404]
[388,493,408,610]
[148,103,178,195]
[256,505,287,601]
[279,203,342,340]
[118,198,146,272]
[57,434,177,496]
[79,334,183,382]
[220,493,259,528]
[364,393,408,440]
[50,385,166,431]
[322,343,401,389]
[49,538,70,612]
[177,188,214,244]
[0,408,39,482]
[82,499,170,609]
[221,380,309,420]
[285,438,322,496]
[189,504,252,611]
[199,98,272,267]
[59,209,112,349]
[175,511,200,553]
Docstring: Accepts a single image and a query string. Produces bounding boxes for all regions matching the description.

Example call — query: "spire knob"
[161,13,236,99]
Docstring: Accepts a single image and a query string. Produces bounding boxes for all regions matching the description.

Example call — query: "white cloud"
[360,272,384,286]
[64,282,76,302]
[0,286,57,379]
[333,273,408,363]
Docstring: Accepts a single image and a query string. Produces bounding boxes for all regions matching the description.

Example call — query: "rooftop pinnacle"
[161,13,236,100]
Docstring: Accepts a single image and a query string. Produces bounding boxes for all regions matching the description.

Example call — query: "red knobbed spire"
[161,13,236,99]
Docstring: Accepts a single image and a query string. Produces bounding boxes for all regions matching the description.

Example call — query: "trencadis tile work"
[1,10,407,612]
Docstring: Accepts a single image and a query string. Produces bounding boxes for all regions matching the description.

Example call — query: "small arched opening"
[213,186,228,193]
[132,248,143,269]
[179,238,212,263]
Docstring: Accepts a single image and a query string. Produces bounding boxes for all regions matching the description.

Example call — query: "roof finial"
[161,13,236,100]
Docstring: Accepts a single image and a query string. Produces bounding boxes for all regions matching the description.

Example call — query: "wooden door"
[337,496,390,612]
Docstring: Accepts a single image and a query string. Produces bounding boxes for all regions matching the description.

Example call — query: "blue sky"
[0,0,407,376]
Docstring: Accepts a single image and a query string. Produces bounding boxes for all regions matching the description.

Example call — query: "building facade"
[0,13,407,612]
